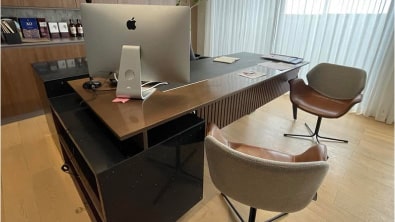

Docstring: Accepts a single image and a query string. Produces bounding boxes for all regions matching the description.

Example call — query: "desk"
[50,52,304,222]
[69,52,302,142]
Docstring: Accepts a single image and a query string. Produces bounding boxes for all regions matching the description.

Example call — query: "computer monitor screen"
[81,3,190,84]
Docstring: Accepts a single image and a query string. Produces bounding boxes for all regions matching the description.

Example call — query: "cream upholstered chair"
[205,124,329,222]
[284,63,367,143]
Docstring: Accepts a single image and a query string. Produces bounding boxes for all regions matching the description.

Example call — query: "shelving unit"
[1,3,87,122]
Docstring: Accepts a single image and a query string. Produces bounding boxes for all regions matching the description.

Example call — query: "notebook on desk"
[261,54,303,64]
[213,56,240,64]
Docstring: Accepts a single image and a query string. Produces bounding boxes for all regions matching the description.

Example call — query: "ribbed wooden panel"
[196,69,299,128]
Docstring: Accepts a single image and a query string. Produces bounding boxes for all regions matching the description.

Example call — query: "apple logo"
[126,17,136,30]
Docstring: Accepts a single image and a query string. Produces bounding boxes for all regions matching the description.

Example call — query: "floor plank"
[2,94,393,222]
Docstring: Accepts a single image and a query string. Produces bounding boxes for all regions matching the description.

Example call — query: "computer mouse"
[83,80,102,89]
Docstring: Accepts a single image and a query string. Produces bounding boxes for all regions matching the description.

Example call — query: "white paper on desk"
[258,61,295,70]
[239,71,266,79]
[213,56,240,64]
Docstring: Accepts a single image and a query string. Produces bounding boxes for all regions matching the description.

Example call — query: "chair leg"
[292,104,298,120]
[221,193,288,222]
[265,212,288,222]
[248,207,257,222]
[284,116,348,143]
[221,193,244,222]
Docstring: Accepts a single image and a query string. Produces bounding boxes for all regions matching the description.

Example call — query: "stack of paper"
[239,70,266,79]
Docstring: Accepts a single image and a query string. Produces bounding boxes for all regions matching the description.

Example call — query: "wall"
[1,7,81,23]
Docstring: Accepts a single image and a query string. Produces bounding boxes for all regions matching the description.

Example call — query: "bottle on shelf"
[76,19,84,38]
[69,19,77,38]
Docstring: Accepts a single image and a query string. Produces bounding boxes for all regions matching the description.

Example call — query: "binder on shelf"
[1,18,22,44]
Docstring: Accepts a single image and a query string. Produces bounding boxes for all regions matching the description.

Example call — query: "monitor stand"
[116,45,156,100]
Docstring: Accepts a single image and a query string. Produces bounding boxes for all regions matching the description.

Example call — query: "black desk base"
[51,93,205,222]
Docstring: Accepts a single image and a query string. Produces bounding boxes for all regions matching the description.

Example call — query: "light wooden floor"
[2,94,394,222]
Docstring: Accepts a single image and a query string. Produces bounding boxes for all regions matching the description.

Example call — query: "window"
[284,0,391,14]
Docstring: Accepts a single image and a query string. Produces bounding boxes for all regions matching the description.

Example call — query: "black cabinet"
[33,58,89,98]
[34,58,205,221]
[50,93,205,222]
[33,58,89,154]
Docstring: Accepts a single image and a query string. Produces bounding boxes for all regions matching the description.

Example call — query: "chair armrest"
[289,78,309,93]
[294,144,328,162]
[207,123,328,162]
[350,93,363,104]
[207,123,230,146]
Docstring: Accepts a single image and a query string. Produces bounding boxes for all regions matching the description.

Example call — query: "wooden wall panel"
[76,0,117,7]
[22,0,77,8]
[1,0,24,7]
[1,43,86,120]
[2,0,77,8]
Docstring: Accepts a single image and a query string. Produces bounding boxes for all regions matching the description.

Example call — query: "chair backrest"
[307,63,367,100]
[205,135,329,213]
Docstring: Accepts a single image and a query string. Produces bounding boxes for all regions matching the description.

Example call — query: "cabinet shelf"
[1,38,84,48]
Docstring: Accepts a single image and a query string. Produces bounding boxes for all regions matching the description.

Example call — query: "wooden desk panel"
[69,53,302,141]
[195,68,299,128]
[1,43,85,120]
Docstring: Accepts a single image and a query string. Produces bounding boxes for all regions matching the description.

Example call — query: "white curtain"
[205,0,394,124]
[204,0,279,56]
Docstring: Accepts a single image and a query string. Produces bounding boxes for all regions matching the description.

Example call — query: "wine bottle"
[76,19,84,37]
[69,19,77,37]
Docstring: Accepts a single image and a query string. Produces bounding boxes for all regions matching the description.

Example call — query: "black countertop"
[33,52,305,91]
[33,57,89,82]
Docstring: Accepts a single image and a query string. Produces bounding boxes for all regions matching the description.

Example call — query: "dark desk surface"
[68,52,305,141]
[160,52,279,91]
[33,57,89,82]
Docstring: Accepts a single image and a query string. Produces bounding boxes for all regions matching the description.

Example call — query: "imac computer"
[81,3,190,99]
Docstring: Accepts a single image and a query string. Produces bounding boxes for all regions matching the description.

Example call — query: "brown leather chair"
[205,123,329,222]
[284,63,367,143]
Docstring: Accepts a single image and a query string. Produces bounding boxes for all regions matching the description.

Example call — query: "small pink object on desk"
[112,97,130,103]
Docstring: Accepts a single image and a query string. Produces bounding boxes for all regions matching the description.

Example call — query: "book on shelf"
[47,22,60,38]
[37,18,49,38]
[58,22,70,38]
[18,18,40,39]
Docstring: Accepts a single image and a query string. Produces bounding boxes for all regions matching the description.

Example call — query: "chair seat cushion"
[290,79,362,118]
[232,143,327,162]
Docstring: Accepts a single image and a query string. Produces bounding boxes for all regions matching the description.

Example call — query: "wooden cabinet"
[1,43,86,121]
[117,0,175,4]
[25,0,77,8]
[2,0,78,8]
[75,0,117,7]
[1,0,24,7]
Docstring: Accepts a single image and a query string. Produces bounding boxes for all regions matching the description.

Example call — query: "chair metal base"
[284,116,348,144]
[221,193,288,222]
